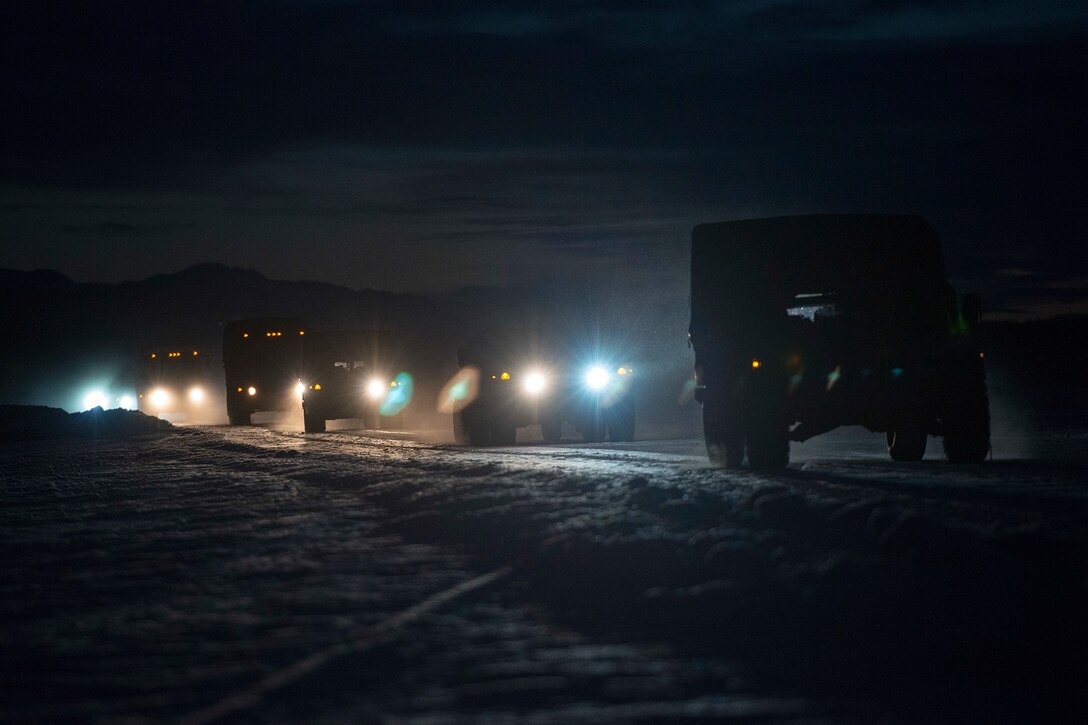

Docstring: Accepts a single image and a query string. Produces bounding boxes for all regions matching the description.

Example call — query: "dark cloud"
[0,1,1084,316]
[58,221,190,236]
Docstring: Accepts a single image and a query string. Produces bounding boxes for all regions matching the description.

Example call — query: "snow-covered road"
[2,422,1086,722]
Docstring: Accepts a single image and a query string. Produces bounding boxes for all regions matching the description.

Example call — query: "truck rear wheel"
[703,405,743,468]
[887,429,927,461]
[943,386,990,463]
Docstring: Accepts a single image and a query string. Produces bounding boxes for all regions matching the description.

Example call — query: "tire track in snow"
[179,566,512,725]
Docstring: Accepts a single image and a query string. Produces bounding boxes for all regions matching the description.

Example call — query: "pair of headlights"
[298,378,397,400]
[500,365,632,395]
[81,391,137,411]
[146,386,205,407]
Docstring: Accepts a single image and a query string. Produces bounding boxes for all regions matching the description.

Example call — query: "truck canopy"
[691,214,950,335]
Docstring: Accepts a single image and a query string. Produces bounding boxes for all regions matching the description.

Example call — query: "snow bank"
[0,405,173,441]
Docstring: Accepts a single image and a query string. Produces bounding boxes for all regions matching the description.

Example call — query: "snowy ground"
[2,414,1086,723]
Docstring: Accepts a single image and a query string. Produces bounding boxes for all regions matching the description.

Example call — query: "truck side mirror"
[962,293,981,333]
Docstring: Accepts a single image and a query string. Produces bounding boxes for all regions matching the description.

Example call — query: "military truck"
[222,318,307,425]
[454,328,636,446]
[689,214,989,470]
[136,345,212,421]
[299,329,417,434]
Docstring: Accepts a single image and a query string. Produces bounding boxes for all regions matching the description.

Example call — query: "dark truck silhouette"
[689,214,989,470]
[299,329,420,434]
[455,328,636,446]
[222,318,307,425]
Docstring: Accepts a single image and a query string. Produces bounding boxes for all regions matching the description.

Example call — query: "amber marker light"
[751,359,762,369]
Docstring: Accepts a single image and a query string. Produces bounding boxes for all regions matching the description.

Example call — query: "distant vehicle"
[222,318,307,425]
[299,329,418,434]
[454,329,637,446]
[689,214,989,469]
[136,345,211,420]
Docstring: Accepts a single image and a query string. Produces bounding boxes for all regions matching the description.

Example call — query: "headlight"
[118,395,135,410]
[585,366,610,390]
[523,371,546,395]
[83,390,109,410]
[150,388,171,407]
[294,382,306,399]
[366,378,386,400]
[189,387,205,403]
[247,386,257,396]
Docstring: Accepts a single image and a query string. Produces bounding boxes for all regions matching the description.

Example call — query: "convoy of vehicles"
[128,212,989,468]
[453,329,637,446]
[136,345,212,421]
[688,214,990,470]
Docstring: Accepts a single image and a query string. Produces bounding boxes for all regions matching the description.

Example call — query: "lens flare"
[379,372,413,416]
[438,367,480,414]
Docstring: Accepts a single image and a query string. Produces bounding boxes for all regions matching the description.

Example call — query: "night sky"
[2,1,1085,319]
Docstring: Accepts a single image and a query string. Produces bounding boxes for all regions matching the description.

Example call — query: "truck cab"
[222,318,307,425]
[136,345,212,422]
[299,329,416,434]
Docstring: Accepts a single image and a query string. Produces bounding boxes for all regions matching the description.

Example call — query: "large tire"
[490,419,517,446]
[607,408,636,442]
[541,416,563,444]
[303,407,326,433]
[746,427,789,471]
[703,404,743,469]
[887,429,927,461]
[943,384,990,463]
[467,421,490,446]
[580,414,605,443]
[227,402,250,426]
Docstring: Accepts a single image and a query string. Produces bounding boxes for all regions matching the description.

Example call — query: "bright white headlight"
[294,382,306,399]
[189,387,205,403]
[366,378,386,400]
[118,395,135,410]
[150,388,170,407]
[83,390,109,410]
[585,366,609,390]
[523,371,546,395]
